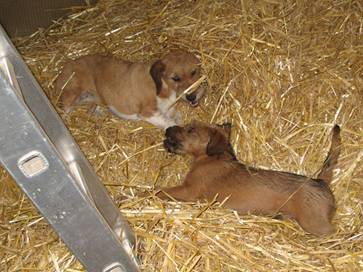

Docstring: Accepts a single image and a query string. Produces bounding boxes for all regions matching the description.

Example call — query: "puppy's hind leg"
[57,62,97,114]
[61,90,80,113]
[295,204,335,236]
[76,92,102,115]
[56,64,79,113]
[157,185,199,202]
[297,214,334,236]
[62,90,96,114]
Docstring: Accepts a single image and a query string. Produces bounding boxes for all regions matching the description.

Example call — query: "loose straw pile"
[1,0,362,271]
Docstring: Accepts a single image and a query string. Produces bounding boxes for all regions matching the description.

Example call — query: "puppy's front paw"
[144,113,177,129]
[165,109,182,125]
[163,119,177,130]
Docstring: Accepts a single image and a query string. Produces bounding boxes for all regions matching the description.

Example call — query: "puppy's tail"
[317,125,341,184]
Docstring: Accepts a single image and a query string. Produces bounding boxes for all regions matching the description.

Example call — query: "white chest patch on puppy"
[109,106,139,120]
[157,91,177,114]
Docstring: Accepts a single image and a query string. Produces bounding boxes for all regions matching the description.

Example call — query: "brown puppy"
[159,122,341,236]
[55,50,204,129]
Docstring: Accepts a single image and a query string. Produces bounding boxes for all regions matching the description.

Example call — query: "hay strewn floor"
[1,0,363,271]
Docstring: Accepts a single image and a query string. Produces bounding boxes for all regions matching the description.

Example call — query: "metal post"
[0,25,139,272]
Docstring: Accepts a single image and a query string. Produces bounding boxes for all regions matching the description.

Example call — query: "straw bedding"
[1,0,362,271]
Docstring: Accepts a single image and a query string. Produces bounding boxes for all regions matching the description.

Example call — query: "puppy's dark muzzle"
[163,139,178,153]
[164,126,183,153]
[165,126,182,137]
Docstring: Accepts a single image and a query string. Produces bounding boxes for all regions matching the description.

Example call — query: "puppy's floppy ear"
[206,129,228,156]
[150,60,165,95]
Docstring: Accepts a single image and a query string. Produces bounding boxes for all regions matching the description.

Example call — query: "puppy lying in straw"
[159,122,341,236]
[55,50,205,129]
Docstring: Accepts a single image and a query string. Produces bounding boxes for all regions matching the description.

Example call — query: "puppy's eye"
[172,75,181,82]
[186,127,195,133]
[191,69,197,76]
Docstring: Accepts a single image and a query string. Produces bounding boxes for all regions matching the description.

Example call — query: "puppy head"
[164,122,232,158]
[150,50,205,106]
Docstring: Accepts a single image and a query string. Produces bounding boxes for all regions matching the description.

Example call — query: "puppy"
[55,50,205,129]
[159,122,341,236]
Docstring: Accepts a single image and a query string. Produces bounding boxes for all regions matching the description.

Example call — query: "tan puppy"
[55,50,205,129]
[159,122,341,236]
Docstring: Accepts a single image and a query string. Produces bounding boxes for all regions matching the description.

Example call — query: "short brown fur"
[55,50,204,128]
[159,122,341,236]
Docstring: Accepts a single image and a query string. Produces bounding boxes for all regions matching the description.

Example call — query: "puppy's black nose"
[186,93,196,102]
